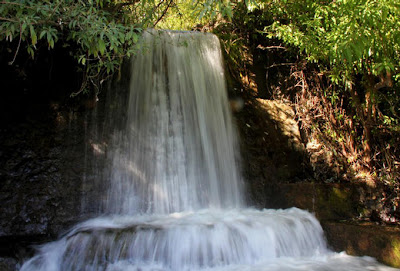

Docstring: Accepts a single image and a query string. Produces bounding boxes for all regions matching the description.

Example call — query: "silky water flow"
[21,30,399,271]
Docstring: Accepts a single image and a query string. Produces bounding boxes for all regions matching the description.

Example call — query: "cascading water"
[105,30,243,215]
[21,30,398,271]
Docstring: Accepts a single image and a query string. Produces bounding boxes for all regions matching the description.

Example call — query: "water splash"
[21,208,326,270]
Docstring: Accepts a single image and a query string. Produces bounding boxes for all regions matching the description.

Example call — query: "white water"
[20,30,398,271]
[105,30,243,215]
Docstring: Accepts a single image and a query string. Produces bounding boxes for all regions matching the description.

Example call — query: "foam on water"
[21,208,398,270]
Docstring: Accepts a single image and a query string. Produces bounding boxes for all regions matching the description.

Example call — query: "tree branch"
[266,62,295,70]
[0,16,18,23]
[257,45,287,50]
[109,0,140,13]
[153,0,174,27]
[1,1,36,10]
[9,23,22,65]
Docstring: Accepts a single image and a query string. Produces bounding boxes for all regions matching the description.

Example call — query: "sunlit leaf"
[30,25,37,45]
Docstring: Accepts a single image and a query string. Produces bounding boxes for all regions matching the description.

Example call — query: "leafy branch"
[0,0,161,95]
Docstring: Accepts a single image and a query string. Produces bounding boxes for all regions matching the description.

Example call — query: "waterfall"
[20,30,398,271]
[105,30,243,215]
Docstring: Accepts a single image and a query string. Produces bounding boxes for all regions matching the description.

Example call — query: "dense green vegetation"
[0,0,232,93]
[266,0,400,165]
[0,0,175,95]
[1,0,399,222]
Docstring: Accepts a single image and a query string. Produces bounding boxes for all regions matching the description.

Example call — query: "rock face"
[0,102,89,258]
[263,182,377,221]
[0,55,130,266]
[0,257,18,271]
[323,221,400,268]
[255,99,304,153]
[234,97,313,207]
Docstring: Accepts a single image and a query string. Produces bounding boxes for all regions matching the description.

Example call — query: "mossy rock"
[322,221,400,268]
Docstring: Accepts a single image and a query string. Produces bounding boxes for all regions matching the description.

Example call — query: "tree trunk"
[363,88,373,166]
[348,85,372,169]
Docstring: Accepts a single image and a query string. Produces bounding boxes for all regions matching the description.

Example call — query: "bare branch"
[257,45,287,50]
[9,23,22,65]
[266,62,295,70]
[0,16,18,23]
[153,0,174,27]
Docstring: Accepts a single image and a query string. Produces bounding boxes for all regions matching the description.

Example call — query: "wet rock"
[0,69,131,260]
[0,257,18,271]
[0,100,91,253]
[322,221,400,268]
[262,182,388,221]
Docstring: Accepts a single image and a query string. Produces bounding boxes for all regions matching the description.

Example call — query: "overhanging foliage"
[0,0,181,95]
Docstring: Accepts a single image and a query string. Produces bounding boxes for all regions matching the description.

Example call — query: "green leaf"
[27,46,34,58]
[132,33,139,43]
[30,26,37,45]
[21,23,28,34]
[40,30,47,39]
[98,39,106,55]
[49,39,55,49]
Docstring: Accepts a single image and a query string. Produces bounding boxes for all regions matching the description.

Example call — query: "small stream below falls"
[20,30,399,271]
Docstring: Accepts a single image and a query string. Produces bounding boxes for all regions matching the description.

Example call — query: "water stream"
[20,30,398,271]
